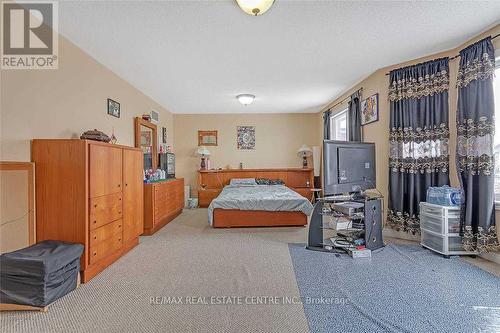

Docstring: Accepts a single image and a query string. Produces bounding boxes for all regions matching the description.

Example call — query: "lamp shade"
[312,146,320,177]
[236,0,275,16]
[197,146,210,156]
[297,144,312,156]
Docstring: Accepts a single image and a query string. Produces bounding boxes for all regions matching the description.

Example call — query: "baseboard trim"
[479,252,500,265]
[82,237,139,283]
[143,209,183,235]
[383,228,500,265]
[382,228,419,242]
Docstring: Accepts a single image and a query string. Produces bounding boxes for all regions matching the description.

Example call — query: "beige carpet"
[3,209,498,333]
[1,209,311,333]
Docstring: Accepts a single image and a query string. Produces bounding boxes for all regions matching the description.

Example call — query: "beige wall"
[0,170,30,253]
[1,34,175,162]
[318,25,500,243]
[1,33,174,251]
[174,113,320,196]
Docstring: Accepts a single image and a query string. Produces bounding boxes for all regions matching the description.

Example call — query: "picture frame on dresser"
[162,127,168,144]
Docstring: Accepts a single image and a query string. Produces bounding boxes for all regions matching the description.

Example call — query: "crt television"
[323,140,376,195]
[158,152,175,178]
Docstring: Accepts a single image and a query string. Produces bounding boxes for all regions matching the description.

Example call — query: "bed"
[208,182,314,228]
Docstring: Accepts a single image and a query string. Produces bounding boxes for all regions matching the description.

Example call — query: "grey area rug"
[1,209,309,333]
[288,243,500,333]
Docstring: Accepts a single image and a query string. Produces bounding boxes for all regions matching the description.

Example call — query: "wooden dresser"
[197,168,314,207]
[143,178,184,235]
[32,139,144,283]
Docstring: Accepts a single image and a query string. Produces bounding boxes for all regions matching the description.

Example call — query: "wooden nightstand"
[292,187,313,201]
[198,189,222,208]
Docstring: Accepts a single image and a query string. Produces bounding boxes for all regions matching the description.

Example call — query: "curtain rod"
[322,87,363,113]
[384,33,500,76]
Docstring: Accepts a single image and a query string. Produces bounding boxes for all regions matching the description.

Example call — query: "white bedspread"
[207,185,314,225]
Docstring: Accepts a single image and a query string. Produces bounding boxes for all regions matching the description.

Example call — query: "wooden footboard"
[213,209,307,228]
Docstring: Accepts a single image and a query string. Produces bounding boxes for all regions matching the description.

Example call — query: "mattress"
[207,185,314,225]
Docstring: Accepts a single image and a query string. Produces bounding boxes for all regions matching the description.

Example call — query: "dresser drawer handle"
[118,211,122,214]
[119,198,122,201]
[118,238,122,242]
[93,220,97,224]
[125,183,128,187]
[118,224,122,228]
[93,236,97,240]
[94,204,97,208]
[118,184,121,187]
[93,252,97,256]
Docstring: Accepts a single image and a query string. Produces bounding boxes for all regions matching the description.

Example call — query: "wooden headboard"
[198,168,313,196]
[197,168,314,206]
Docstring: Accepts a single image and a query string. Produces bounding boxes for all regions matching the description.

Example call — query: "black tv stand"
[306,193,384,253]
[351,191,367,201]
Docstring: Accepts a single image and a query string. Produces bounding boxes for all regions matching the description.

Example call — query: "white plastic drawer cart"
[419,202,477,258]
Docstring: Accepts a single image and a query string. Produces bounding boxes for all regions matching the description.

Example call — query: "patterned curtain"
[323,109,332,140]
[456,37,499,253]
[348,91,362,141]
[388,58,450,234]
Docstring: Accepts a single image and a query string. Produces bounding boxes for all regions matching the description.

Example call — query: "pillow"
[256,178,271,185]
[269,179,285,185]
[229,178,257,186]
[256,178,284,185]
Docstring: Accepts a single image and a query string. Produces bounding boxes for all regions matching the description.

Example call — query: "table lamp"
[297,145,312,168]
[197,146,210,170]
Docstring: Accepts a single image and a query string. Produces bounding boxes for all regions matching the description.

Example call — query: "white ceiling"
[58,1,500,114]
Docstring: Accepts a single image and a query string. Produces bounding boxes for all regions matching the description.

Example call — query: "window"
[330,108,348,140]
[494,56,500,202]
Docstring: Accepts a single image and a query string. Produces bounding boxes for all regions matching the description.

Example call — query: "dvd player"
[331,201,364,216]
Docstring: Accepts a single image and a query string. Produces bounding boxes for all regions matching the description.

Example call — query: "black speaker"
[313,176,321,189]
[364,199,384,250]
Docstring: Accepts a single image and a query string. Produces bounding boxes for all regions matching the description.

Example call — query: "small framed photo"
[162,127,167,144]
[198,130,218,146]
[107,98,120,118]
[361,93,379,125]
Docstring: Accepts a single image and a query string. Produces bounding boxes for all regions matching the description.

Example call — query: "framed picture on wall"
[237,126,255,150]
[360,93,378,125]
[198,130,218,146]
[162,127,167,144]
[107,98,120,118]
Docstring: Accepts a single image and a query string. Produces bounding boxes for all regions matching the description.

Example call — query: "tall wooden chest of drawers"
[143,178,184,235]
[32,139,144,282]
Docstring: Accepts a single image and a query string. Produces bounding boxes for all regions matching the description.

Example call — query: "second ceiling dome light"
[237,94,255,105]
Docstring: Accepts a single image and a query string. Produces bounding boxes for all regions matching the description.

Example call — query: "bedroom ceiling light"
[237,94,255,105]
[236,0,275,16]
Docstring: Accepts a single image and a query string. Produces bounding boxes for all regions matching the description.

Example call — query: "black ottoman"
[0,240,84,310]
